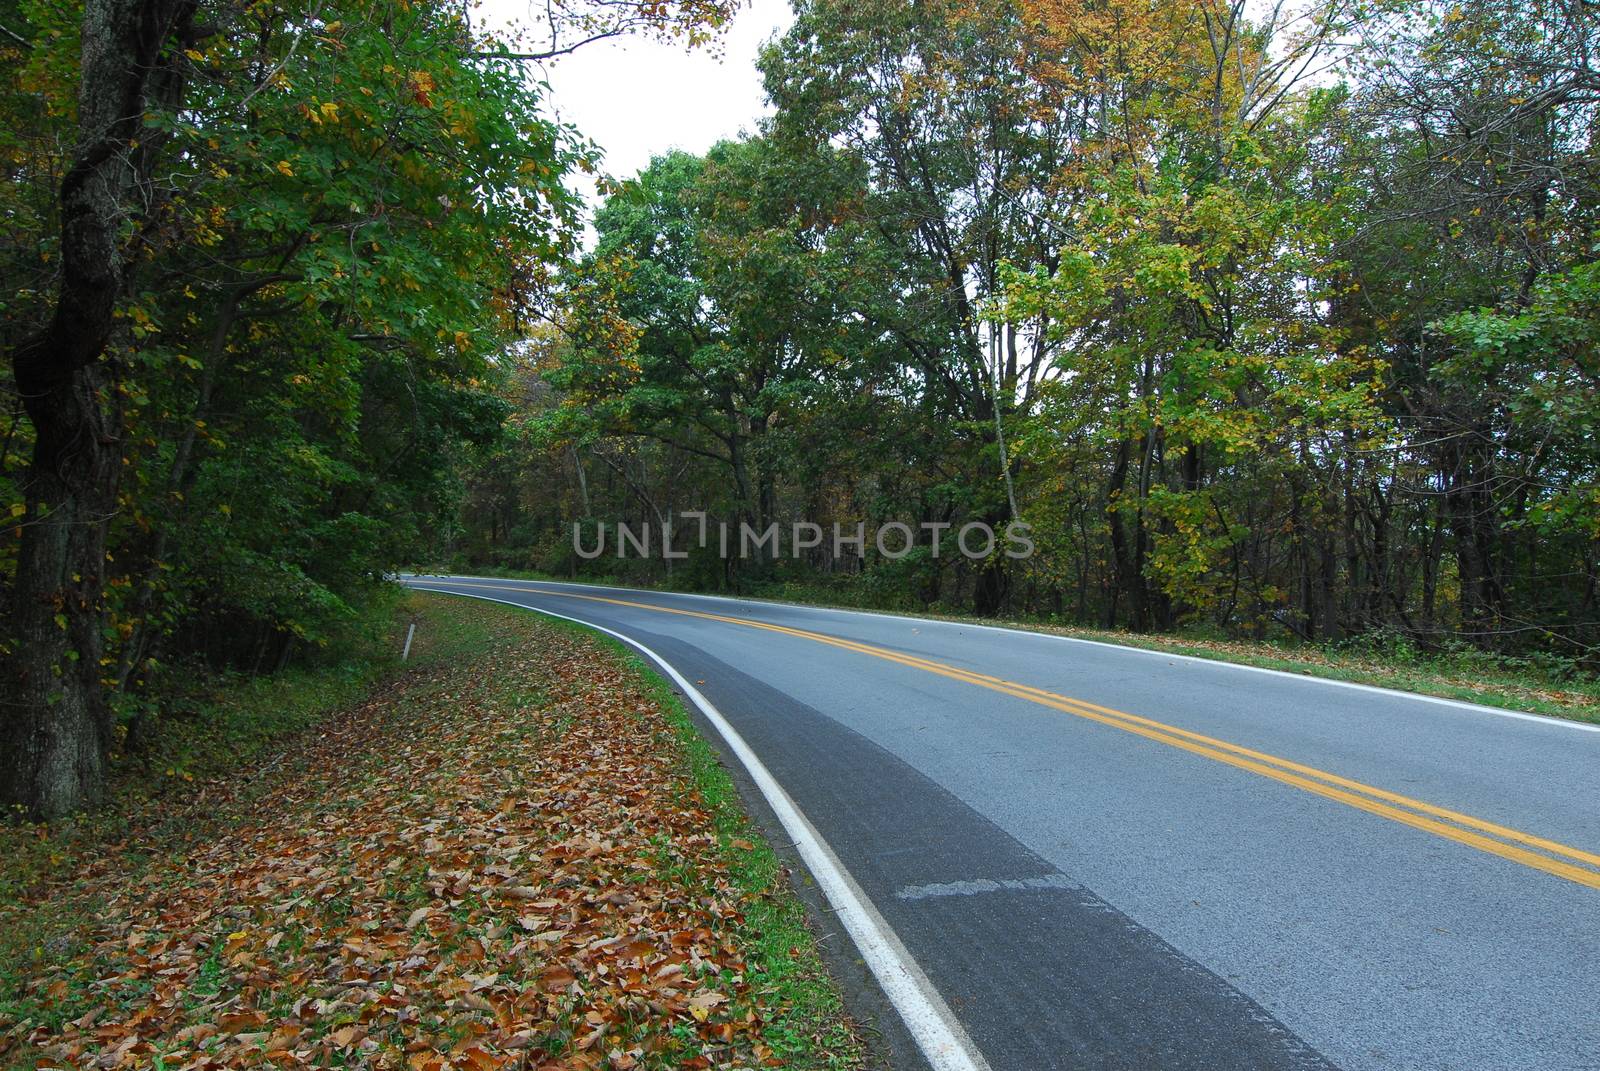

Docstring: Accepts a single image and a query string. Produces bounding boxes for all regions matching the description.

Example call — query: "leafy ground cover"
[0,593,863,1070]
[990,624,1600,726]
[425,567,1600,726]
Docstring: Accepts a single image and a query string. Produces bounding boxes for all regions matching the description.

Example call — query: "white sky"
[480,0,795,225]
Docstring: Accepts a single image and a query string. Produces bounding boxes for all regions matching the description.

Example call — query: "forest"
[2,0,1597,818]
[464,0,1600,655]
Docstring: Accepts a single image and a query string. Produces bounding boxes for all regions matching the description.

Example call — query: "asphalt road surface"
[402,574,1600,1071]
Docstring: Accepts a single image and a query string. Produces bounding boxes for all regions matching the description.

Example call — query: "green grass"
[648,671,864,1070]
[418,564,1600,725]
[1013,624,1600,724]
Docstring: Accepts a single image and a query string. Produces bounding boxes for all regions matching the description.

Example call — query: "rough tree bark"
[0,0,195,820]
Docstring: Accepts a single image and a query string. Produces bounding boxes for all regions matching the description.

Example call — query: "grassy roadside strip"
[0,593,864,1071]
[420,567,1600,726]
[968,620,1600,726]
[537,617,863,1069]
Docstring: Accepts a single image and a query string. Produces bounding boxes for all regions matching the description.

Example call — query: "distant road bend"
[403,574,1600,1071]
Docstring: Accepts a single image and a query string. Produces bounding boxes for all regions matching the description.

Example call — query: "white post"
[402,622,416,660]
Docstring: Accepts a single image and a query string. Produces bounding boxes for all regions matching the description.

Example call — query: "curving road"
[402,574,1600,1071]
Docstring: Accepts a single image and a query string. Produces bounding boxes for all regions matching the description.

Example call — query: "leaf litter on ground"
[0,596,863,1071]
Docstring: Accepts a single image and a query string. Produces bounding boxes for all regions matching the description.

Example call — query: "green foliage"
[1432,260,1600,541]
[525,136,888,568]
[450,0,1600,667]
[2,0,586,714]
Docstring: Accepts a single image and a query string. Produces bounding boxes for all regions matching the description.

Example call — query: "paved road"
[403,574,1600,1071]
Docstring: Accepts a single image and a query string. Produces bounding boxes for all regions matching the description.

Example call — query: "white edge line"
[402,574,1600,736]
[406,583,993,1071]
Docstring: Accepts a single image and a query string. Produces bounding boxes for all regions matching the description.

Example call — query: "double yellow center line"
[421,580,1600,890]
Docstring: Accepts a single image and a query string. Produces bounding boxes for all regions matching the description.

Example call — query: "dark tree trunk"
[1440,431,1504,648]
[1105,439,1131,628]
[0,0,195,820]
[1128,432,1156,631]
[971,506,1010,617]
[1,362,121,819]
[1317,522,1341,643]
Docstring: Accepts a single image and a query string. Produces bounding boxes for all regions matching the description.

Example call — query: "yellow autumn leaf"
[276,160,294,177]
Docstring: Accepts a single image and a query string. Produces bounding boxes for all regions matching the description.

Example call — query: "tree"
[446,0,1600,664]
[0,0,733,819]
[763,0,1079,611]
[1331,0,1600,648]
[535,139,875,571]
[1,0,201,819]
[996,0,1373,630]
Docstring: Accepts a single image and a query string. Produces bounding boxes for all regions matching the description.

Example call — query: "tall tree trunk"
[1,363,121,819]
[569,446,591,516]
[1441,430,1504,648]
[971,503,1010,616]
[1106,439,1131,629]
[0,0,195,820]
[1130,430,1156,631]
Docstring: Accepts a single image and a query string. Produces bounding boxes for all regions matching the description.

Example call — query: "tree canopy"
[0,0,730,817]
[5,0,1599,818]
[465,0,1600,658]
